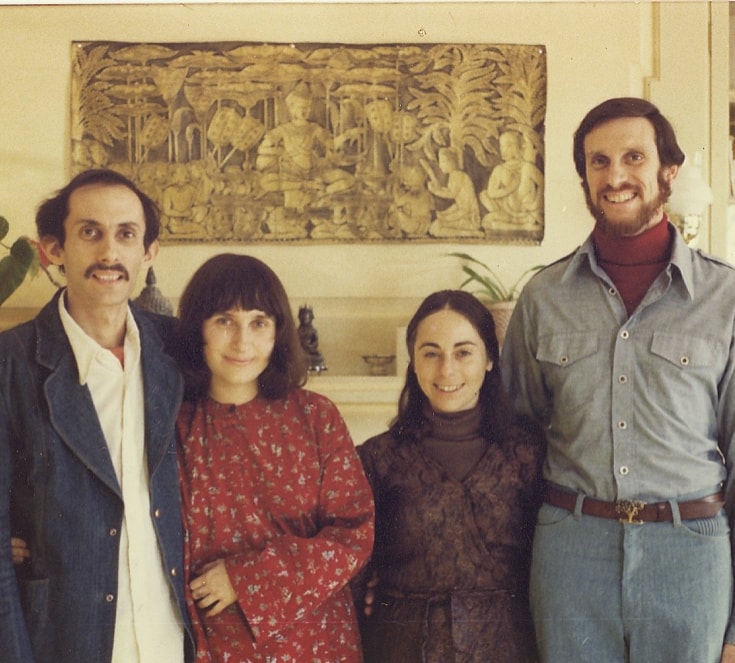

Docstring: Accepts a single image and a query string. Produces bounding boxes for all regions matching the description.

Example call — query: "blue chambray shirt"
[501,223,735,507]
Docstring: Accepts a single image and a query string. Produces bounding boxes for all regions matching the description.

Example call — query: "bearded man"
[501,97,735,663]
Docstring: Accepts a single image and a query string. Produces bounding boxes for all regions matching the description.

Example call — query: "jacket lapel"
[134,307,183,476]
[36,294,122,497]
[35,295,183,497]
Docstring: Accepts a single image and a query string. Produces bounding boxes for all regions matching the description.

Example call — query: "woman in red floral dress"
[171,254,374,662]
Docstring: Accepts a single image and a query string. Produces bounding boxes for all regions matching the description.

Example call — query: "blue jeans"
[530,501,732,662]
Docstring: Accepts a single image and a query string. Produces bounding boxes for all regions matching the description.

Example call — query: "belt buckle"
[615,499,646,525]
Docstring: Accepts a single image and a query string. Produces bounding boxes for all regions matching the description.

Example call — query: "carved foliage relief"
[71,41,546,244]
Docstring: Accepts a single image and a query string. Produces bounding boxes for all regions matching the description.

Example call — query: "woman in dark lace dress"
[355,290,543,662]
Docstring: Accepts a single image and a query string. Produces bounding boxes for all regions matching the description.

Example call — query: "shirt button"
[560,355,569,365]
[618,375,628,384]
[154,509,161,518]
[617,420,627,429]
[170,568,178,577]
[108,528,117,537]
[620,466,629,476]
[105,594,115,603]
[680,356,689,366]
[620,330,630,340]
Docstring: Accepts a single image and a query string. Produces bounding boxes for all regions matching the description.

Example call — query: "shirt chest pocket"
[647,332,725,409]
[649,332,722,369]
[536,332,599,412]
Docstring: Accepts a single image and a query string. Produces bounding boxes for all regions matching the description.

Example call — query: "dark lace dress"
[355,405,543,663]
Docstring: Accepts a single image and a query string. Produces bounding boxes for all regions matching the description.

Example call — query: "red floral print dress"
[177,389,374,662]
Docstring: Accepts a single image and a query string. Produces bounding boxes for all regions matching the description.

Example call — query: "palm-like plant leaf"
[449,251,544,302]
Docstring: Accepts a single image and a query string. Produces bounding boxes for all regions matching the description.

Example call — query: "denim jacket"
[0,291,194,662]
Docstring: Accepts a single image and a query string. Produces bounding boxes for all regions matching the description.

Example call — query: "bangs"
[204,269,281,320]
[175,252,308,401]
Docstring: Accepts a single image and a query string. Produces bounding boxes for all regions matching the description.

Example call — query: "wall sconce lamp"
[667,150,713,245]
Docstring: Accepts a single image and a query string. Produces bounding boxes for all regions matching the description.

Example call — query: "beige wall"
[0,2,728,375]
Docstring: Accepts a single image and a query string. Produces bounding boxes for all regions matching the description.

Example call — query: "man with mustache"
[0,170,194,661]
[501,98,735,662]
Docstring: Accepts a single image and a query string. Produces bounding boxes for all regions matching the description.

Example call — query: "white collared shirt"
[59,294,183,662]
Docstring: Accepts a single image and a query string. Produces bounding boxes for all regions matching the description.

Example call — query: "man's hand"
[190,558,237,617]
[721,643,735,663]
[11,537,30,565]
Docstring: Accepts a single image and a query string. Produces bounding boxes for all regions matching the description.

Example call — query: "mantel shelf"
[305,374,402,442]
[306,374,402,404]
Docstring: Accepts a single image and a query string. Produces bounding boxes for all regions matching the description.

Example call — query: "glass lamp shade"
[667,151,712,245]
[668,151,713,217]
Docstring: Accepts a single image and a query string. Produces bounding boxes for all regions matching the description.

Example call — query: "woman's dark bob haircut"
[35,168,160,250]
[391,289,514,444]
[173,253,308,402]
[572,97,685,180]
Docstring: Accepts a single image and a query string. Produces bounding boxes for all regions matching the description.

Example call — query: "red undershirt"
[592,217,673,317]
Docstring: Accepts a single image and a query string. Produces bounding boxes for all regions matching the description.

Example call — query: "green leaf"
[461,265,506,300]
[10,237,35,268]
[448,251,512,301]
[447,251,545,302]
[0,238,35,306]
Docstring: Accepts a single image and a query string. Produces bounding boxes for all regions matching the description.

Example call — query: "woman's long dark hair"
[390,290,515,445]
[171,253,308,402]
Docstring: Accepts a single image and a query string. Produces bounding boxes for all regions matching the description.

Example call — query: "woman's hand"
[190,558,238,617]
[11,537,30,565]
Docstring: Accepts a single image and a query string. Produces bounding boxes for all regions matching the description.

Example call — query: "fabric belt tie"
[545,485,724,524]
[381,587,516,602]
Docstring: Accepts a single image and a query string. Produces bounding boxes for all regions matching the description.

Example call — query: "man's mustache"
[84,263,130,280]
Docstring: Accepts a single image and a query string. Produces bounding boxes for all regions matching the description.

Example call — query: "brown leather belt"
[545,485,724,524]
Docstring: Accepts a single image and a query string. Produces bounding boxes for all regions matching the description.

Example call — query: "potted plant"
[0,215,62,307]
[448,251,543,346]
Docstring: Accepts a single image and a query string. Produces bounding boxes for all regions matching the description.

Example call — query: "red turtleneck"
[592,217,673,316]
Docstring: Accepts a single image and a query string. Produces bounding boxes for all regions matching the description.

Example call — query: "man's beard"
[584,170,672,238]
